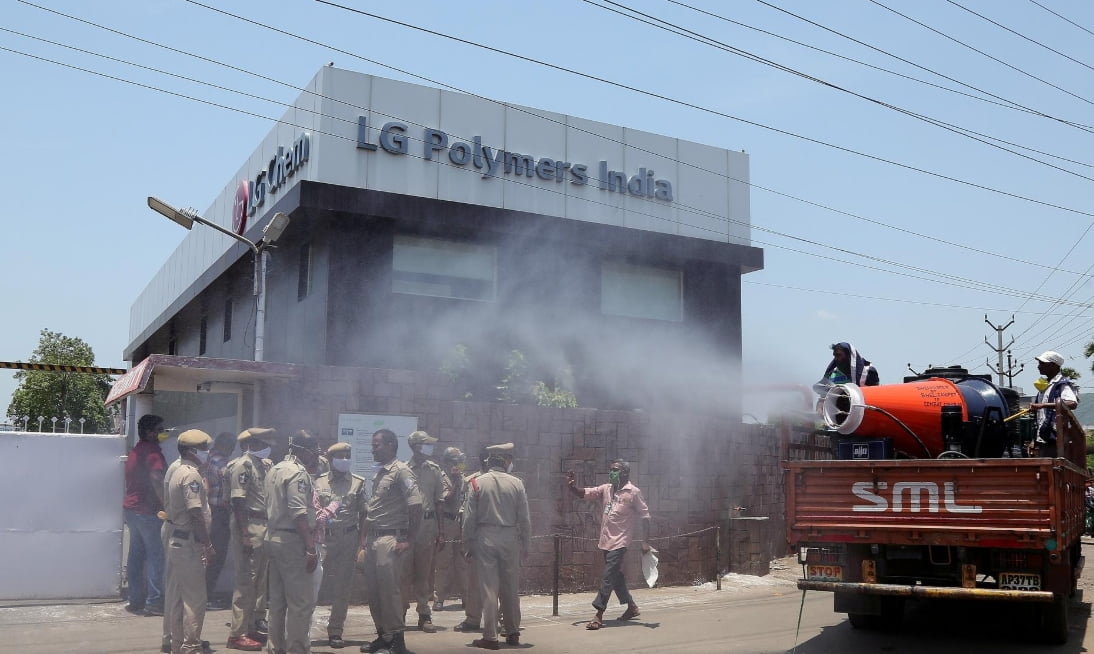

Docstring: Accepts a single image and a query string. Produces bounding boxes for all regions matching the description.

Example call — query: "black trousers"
[204,505,232,593]
[593,547,632,611]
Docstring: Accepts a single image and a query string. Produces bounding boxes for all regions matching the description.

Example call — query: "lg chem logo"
[232,180,250,235]
[234,133,310,235]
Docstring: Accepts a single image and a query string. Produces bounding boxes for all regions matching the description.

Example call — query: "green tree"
[6,329,115,433]
[1085,339,1094,376]
[1062,367,1082,383]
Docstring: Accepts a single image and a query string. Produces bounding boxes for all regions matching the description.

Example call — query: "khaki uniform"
[164,460,212,654]
[160,458,183,653]
[314,470,367,638]
[434,470,468,607]
[402,457,450,619]
[463,467,530,643]
[264,455,317,654]
[460,470,485,625]
[226,452,271,638]
[363,460,422,641]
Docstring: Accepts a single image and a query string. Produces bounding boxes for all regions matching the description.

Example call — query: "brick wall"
[262,364,788,593]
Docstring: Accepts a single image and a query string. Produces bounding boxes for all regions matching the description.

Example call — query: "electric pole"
[984,315,1017,387]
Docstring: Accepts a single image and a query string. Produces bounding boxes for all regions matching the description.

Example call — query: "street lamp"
[147,197,290,362]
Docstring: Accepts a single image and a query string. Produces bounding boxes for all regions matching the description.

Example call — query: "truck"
[784,367,1088,643]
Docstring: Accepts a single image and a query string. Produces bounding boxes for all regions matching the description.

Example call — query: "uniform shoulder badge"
[239,470,251,486]
[297,478,309,494]
[188,480,202,494]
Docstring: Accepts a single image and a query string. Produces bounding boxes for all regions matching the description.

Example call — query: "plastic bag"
[641,547,659,588]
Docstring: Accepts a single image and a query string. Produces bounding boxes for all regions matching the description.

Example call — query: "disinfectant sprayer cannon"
[820,367,1017,459]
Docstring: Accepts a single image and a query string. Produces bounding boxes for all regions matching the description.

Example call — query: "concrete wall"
[261,364,785,593]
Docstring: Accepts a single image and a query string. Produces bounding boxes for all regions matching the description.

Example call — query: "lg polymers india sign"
[233,133,311,235]
[356,116,674,202]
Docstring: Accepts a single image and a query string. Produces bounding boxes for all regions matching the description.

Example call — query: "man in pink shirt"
[566,459,650,630]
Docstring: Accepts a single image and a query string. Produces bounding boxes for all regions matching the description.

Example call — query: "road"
[1,553,1090,653]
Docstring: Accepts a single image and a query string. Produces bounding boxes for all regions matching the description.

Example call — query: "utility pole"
[1003,350,1024,389]
[984,315,1016,387]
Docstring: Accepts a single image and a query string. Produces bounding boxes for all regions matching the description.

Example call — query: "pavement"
[0,560,802,654]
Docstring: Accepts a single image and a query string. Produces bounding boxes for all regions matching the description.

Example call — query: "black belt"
[423,510,435,519]
[444,511,459,521]
[369,528,407,538]
[275,528,300,534]
[325,524,359,536]
[247,510,268,520]
[172,529,191,540]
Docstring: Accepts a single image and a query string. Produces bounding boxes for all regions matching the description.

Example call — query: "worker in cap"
[265,430,321,654]
[462,443,529,649]
[225,428,277,650]
[433,447,468,613]
[1029,351,1080,458]
[452,446,492,633]
[361,429,423,654]
[163,430,214,654]
[314,441,367,648]
[402,431,450,634]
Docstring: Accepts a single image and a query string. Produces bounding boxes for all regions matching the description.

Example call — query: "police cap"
[238,427,276,445]
[408,430,438,445]
[327,442,351,456]
[178,429,212,448]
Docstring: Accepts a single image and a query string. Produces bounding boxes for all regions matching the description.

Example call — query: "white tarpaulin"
[0,431,125,599]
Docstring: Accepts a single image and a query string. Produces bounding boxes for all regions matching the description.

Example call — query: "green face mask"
[608,470,621,485]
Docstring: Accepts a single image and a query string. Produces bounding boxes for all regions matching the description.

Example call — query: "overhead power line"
[947,0,1094,73]
[1028,0,1094,39]
[17,0,1094,282]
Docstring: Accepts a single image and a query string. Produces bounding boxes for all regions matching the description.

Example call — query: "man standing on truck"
[1028,351,1079,457]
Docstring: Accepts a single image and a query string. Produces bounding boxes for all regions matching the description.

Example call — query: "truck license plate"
[807,564,842,581]
[999,572,1041,590]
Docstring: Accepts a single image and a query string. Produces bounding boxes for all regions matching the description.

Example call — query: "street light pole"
[147,198,290,362]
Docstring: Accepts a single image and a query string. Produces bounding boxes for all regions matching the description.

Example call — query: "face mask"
[192,449,210,464]
[1033,377,1050,393]
[505,461,514,473]
[609,470,621,485]
[420,444,434,456]
[251,446,272,460]
[452,463,466,474]
[156,431,170,443]
[331,458,352,473]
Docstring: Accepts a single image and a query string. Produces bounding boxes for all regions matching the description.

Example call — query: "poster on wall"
[336,413,418,477]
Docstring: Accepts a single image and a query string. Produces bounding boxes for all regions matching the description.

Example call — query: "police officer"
[314,442,367,649]
[360,429,422,654]
[462,443,530,650]
[402,430,449,634]
[163,429,214,654]
[432,447,467,612]
[265,430,320,654]
[226,427,276,651]
[453,446,490,633]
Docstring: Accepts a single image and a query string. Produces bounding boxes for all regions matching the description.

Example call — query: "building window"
[392,235,496,301]
[297,242,312,301]
[199,316,208,355]
[223,298,233,342]
[600,262,683,322]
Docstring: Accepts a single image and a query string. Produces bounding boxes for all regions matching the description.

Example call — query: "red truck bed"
[785,458,1088,550]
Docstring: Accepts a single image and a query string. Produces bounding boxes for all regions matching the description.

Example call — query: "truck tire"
[847,598,903,631]
[1038,596,1069,645]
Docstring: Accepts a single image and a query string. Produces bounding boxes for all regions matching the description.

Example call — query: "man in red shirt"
[123,414,169,615]
[566,459,650,630]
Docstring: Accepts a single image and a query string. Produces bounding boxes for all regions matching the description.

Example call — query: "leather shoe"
[253,618,269,634]
[418,616,437,633]
[124,603,145,615]
[453,620,480,632]
[246,632,267,644]
[142,604,164,617]
[361,636,386,653]
[506,633,520,646]
[226,635,263,651]
[329,635,345,648]
[471,639,500,650]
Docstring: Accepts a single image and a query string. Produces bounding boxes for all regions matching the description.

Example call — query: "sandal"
[619,606,640,621]
[585,618,603,630]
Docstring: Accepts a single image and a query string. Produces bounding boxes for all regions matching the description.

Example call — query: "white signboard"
[336,413,418,477]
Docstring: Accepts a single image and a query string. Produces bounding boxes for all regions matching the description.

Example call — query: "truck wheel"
[1038,597,1069,645]
[877,597,905,631]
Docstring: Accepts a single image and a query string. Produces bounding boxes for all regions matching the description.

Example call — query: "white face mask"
[192,449,210,464]
[420,444,434,456]
[251,446,272,460]
[331,458,352,473]
[506,461,514,473]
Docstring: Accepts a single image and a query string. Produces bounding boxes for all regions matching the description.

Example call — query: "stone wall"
[262,364,788,593]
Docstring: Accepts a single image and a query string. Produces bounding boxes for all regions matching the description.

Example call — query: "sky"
[1,0,1092,421]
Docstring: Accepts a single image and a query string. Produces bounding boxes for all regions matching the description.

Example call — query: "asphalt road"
[1,554,1091,654]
